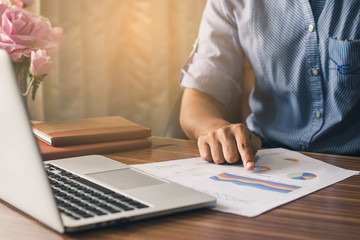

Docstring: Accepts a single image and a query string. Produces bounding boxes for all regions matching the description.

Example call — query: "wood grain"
[1,137,359,240]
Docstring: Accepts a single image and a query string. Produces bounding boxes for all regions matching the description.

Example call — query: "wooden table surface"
[1,137,359,240]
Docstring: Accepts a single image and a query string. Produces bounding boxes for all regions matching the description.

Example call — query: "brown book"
[32,116,151,147]
[37,137,152,161]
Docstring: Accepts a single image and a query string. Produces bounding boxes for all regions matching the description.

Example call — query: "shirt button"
[300,144,306,151]
[315,111,321,118]
[311,68,319,76]
[308,24,314,32]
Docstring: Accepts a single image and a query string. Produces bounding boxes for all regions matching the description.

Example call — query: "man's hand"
[197,123,261,170]
[180,88,261,170]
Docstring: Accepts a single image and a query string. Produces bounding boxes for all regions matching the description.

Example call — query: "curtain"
[29,0,206,136]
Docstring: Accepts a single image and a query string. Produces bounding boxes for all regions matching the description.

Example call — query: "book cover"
[32,116,151,147]
[37,137,152,161]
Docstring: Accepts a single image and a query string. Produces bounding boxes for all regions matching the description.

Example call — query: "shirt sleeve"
[179,0,244,107]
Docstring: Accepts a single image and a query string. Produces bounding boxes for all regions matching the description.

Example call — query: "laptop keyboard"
[45,164,149,220]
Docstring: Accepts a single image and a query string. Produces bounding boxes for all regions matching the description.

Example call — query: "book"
[32,116,151,147]
[37,137,152,161]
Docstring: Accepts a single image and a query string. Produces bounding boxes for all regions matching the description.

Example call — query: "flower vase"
[14,61,30,106]
[1,3,63,102]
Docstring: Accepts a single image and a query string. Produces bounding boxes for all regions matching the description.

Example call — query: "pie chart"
[287,172,317,180]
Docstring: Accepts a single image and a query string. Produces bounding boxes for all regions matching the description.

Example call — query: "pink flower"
[0,5,63,61]
[1,0,34,8]
[30,49,52,77]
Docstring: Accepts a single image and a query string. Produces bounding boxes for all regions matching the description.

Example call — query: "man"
[179,1,360,170]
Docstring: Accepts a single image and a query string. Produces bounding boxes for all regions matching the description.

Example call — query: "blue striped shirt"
[180,0,360,156]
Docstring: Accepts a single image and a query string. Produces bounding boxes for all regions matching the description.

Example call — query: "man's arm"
[180,88,261,170]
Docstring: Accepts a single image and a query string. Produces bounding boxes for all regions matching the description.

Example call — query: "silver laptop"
[0,49,216,233]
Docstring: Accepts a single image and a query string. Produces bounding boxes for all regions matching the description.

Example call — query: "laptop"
[0,49,216,233]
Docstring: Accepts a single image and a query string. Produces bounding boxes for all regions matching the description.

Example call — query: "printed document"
[132,148,359,217]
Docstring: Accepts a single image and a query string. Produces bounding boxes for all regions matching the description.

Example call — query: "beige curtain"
[29,0,206,136]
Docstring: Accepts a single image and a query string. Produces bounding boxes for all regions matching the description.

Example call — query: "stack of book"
[32,116,152,160]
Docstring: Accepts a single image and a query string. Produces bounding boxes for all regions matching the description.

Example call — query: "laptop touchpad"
[87,169,166,190]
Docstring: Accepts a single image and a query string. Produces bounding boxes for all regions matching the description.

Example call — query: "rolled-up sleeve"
[179,0,244,107]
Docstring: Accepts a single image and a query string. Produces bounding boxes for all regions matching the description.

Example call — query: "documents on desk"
[132,148,359,217]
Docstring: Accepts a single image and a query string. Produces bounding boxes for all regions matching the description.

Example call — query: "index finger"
[233,125,255,170]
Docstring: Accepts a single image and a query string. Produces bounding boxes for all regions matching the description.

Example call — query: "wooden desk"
[1,137,359,240]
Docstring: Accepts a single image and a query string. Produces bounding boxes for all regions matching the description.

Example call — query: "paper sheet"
[132,148,359,217]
